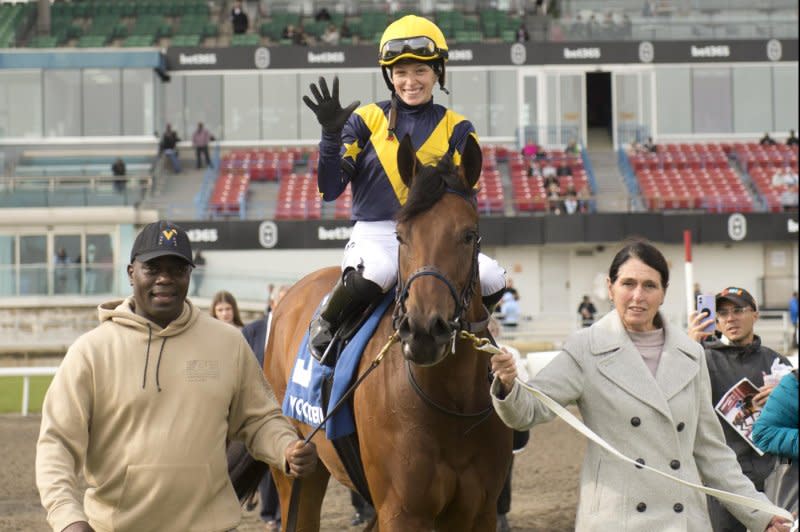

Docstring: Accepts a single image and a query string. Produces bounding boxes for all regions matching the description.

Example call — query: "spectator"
[210,290,245,329]
[192,122,214,169]
[771,166,798,187]
[642,0,655,17]
[490,240,791,532]
[111,157,126,193]
[499,289,520,328]
[563,188,579,214]
[54,247,69,294]
[242,294,282,531]
[291,25,308,46]
[340,20,352,39]
[191,249,205,296]
[521,138,538,159]
[515,22,529,43]
[790,291,798,348]
[643,136,657,153]
[526,159,540,178]
[487,316,530,532]
[231,1,249,34]
[314,7,331,22]
[751,370,799,515]
[556,161,572,177]
[159,123,181,173]
[786,129,799,147]
[577,184,591,213]
[565,138,580,155]
[577,294,597,327]
[35,221,317,532]
[760,132,777,146]
[321,23,340,45]
[282,24,295,40]
[688,286,792,532]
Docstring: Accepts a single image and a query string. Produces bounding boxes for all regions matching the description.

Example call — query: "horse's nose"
[399,312,451,343]
[427,314,452,341]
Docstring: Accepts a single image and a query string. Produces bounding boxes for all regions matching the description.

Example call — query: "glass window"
[185,75,222,142]
[692,67,732,134]
[489,70,517,138]
[54,234,82,295]
[449,70,488,138]
[123,69,155,136]
[0,71,42,138]
[0,235,16,296]
[83,69,122,136]
[224,74,260,141]
[86,234,114,294]
[641,71,652,134]
[559,74,583,145]
[163,75,185,136]
[299,73,324,140]
[263,72,300,140]
[20,235,47,295]
[773,65,798,133]
[732,66,772,134]
[521,74,537,141]
[656,67,691,135]
[44,70,81,136]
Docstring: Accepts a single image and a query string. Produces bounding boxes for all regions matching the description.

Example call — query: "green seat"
[123,34,155,47]
[77,34,108,47]
[171,33,200,46]
[230,33,259,46]
[28,35,59,48]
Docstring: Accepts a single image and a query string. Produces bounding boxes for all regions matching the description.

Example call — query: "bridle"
[391,187,489,339]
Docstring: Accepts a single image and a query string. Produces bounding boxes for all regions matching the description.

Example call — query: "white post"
[684,230,694,327]
[22,376,30,417]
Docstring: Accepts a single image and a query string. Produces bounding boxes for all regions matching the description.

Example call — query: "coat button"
[637,502,647,512]
[674,503,684,513]
[630,416,641,427]
[676,422,685,432]
[635,458,645,469]
[670,460,681,470]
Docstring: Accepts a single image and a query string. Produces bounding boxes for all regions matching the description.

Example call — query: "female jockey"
[303,14,506,363]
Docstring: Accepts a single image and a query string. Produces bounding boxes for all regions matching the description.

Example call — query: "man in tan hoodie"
[36,221,317,532]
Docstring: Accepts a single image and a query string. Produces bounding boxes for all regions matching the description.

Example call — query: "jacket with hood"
[702,333,791,489]
[36,298,299,532]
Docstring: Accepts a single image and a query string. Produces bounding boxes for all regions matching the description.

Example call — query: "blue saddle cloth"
[282,290,395,440]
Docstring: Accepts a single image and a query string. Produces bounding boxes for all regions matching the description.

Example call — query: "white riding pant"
[341,220,506,295]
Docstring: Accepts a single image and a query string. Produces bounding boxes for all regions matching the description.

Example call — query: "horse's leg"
[374,500,435,532]
[271,462,331,532]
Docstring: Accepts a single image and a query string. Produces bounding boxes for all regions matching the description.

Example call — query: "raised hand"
[302,76,360,135]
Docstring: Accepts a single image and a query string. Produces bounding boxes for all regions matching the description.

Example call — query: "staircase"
[587,148,631,212]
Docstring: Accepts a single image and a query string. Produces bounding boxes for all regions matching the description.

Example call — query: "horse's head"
[393,134,483,366]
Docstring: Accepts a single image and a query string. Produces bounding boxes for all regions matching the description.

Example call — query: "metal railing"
[0,366,57,416]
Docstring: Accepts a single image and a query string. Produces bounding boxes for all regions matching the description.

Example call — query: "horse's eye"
[463,231,476,245]
[395,232,405,245]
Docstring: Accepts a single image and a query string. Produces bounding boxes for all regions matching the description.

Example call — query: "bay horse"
[264,134,512,531]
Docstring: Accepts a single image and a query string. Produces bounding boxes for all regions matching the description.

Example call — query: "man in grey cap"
[36,221,316,532]
[689,286,792,532]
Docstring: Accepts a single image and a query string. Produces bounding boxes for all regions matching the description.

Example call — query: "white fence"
[0,366,58,416]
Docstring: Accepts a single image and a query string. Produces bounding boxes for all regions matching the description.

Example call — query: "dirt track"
[1,412,583,531]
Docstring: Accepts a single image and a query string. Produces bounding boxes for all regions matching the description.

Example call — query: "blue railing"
[580,146,598,213]
[194,143,221,219]
[617,147,644,210]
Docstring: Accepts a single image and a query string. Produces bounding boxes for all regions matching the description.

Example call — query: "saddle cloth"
[282,290,394,440]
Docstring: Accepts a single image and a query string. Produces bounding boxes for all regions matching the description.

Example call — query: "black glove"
[302,76,360,135]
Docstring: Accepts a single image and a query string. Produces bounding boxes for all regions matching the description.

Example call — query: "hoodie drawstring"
[143,325,152,390]
[142,323,168,392]
[155,337,167,392]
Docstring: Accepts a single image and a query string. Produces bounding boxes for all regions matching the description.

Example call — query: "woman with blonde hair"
[210,290,244,329]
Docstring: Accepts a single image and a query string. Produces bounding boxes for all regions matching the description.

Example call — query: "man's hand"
[687,310,715,343]
[302,76,360,134]
[753,384,777,408]
[490,347,518,396]
[284,440,318,478]
[62,521,94,532]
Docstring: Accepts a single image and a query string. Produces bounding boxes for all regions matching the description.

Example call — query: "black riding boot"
[309,269,382,366]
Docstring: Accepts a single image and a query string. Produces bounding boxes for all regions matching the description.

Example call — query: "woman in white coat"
[490,240,792,532]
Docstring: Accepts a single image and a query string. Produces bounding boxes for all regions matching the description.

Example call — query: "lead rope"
[459,331,795,524]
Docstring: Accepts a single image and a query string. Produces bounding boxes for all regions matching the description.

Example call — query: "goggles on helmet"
[380,36,448,63]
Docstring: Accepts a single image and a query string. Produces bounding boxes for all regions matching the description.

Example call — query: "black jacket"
[702,333,791,488]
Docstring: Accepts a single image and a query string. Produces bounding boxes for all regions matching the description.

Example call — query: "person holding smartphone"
[688,287,793,532]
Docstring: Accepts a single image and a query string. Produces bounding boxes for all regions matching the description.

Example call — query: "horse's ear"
[460,134,482,188]
[397,134,420,188]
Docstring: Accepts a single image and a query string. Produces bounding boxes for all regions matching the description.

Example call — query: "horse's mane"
[396,156,475,223]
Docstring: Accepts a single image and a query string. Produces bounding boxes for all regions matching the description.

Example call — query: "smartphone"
[696,294,716,334]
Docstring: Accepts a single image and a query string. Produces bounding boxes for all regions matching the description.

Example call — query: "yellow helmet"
[378,15,448,66]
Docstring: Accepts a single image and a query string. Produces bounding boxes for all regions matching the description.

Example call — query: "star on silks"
[343,140,362,161]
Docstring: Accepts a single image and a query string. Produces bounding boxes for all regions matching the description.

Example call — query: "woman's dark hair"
[210,290,244,327]
[609,239,669,289]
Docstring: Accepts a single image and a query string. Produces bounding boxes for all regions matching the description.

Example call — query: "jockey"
[303,14,506,364]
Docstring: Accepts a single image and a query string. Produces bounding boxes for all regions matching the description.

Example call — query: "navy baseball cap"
[130,221,195,266]
[716,287,757,311]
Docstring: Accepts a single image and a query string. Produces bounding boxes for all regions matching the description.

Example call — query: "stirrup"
[309,317,338,367]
